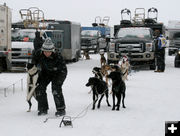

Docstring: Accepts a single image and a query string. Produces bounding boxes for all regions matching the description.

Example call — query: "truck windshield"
[81,30,99,37]
[11,29,36,42]
[116,27,152,39]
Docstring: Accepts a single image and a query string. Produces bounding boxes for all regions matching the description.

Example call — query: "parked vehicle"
[81,29,106,53]
[0,3,11,72]
[81,16,111,53]
[107,8,165,70]
[11,29,35,69]
[167,20,180,55]
[11,28,64,69]
[48,21,81,62]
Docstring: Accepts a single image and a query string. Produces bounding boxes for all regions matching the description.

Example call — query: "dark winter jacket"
[32,49,67,83]
[33,31,44,51]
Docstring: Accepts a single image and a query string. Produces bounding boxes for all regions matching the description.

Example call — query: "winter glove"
[36,64,42,73]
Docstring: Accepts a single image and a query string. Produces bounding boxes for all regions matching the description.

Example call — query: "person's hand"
[37,64,42,72]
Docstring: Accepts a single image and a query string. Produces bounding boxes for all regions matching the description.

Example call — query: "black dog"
[107,71,126,110]
[86,77,111,110]
[92,67,103,80]
[26,63,38,112]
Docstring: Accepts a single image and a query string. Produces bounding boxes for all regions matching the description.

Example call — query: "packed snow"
[0,51,180,136]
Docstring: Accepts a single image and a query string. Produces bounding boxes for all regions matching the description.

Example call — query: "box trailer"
[0,3,11,72]
[48,21,81,61]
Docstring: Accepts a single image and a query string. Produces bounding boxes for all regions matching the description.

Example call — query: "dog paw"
[123,106,126,108]
[112,108,115,110]
[116,108,120,111]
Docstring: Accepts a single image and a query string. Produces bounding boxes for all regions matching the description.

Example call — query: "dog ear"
[26,63,34,70]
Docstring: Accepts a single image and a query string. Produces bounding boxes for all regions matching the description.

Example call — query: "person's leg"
[157,52,161,71]
[52,76,66,116]
[35,74,51,115]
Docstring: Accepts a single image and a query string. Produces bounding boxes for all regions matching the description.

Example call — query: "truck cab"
[107,8,164,70]
[114,27,155,68]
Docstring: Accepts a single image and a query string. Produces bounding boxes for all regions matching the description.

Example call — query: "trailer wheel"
[73,51,80,62]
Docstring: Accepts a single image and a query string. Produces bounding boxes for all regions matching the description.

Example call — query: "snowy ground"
[0,52,180,136]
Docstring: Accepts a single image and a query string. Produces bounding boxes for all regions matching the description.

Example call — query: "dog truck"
[107,8,165,70]
[0,3,12,72]
[167,20,180,55]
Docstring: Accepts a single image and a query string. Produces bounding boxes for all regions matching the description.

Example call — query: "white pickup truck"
[11,29,36,70]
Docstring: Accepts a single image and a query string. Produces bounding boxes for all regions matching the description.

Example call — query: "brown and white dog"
[100,53,106,67]
[101,64,112,86]
[82,50,90,60]
[26,63,38,112]
[120,56,130,81]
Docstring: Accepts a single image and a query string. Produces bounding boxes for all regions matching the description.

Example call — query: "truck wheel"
[168,50,172,56]
[0,59,3,72]
[150,60,155,70]
[107,60,111,65]
[73,51,80,62]
[0,65,3,73]
[94,48,99,54]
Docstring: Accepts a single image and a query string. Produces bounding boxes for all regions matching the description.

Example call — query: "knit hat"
[41,37,55,52]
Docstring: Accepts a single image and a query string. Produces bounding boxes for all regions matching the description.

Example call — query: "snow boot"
[38,110,48,116]
[55,109,66,117]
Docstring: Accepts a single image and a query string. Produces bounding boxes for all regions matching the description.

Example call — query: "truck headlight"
[108,43,115,51]
[178,51,180,55]
[146,43,153,52]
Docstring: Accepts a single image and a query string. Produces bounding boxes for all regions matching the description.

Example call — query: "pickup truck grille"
[12,48,21,56]
[81,39,91,44]
[11,48,32,58]
[117,43,144,53]
[175,43,180,48]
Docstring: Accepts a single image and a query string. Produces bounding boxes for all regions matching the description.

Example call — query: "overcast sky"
[1,0,180,26]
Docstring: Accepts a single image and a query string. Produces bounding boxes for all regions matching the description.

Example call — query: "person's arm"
[56,53,68,83]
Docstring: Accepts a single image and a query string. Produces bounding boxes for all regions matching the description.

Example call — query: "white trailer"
[0,3,11,72]
[167,20,180,55]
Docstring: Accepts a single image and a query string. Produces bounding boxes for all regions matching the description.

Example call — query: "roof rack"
[19,7,45,29]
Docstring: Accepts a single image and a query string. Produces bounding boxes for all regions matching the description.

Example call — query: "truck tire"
[94,47,100,54]
[149,60,156,70]
[73,51,80,62]
[0,59,4,72]
[168,50,172,56]
[0,65,3,73]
